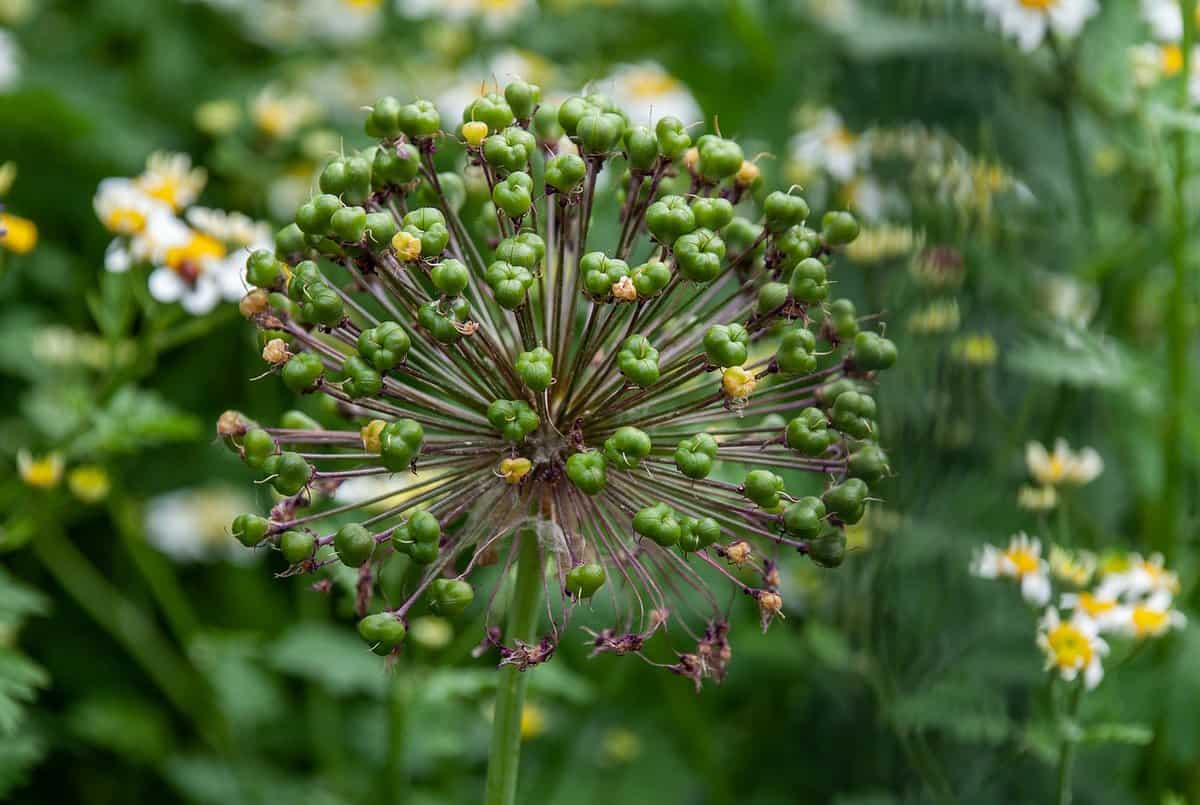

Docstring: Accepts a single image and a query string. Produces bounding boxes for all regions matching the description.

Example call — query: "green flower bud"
[581,252,630,298]
[831,390,876,440]
[463,93,514,133]
[788,257,828,304]
[320,155,372,206]
[330,205,367,243]
[484,261,535,309]
[373,143,420,186]
[566,563,606,598]
[516,347,554,392]
[645,195,696,242]
[335,523,375,567]
[678,516,721,553]
[275,223,307,257]
[341,355,382,398]
[823,478,868,524]
[703,323,749,368]
[696,135,744,181]
[430,578,475,616]
[487,399,540,442]
[266,451,311,496]
[776,326,817,375]
[545,153,587,193]
[617,334,660,387]
[691,197,734,231]
[778,224,820,264]
[358,612,406,655]
[557,95,601,136]
[603,426,652,470]
[624,124,659,171]
[279,410,322,430]
[655,116,691,159]
[402,207,450,257]
[492,171,534,218]
[673,228,726,283]
[757,282,788,314]
[279,529,314,564]
[828,298,859,340]
[366,96,403,139]
[566,451,607,495]
[763,191,810,232]
[809,531,847,568]
[743,469,785,509]
[397,99,441,138]
[232,513,270,547]
[379,419,424,471]
[533,102,563,141]
[418,298,470,344]
[300,284,344,326]
[241,428,276,469]
[674,432,718,479]
[504,80,541,120]
[631,259,672,297]
[848,444,890,483]
[430,258,470,296]
[785,408,835,456]
[246,249,283,288]
[483,126,537,173]
[782,496,826,538]
[633,502,681,547]
[410,510,442,543]
[853,331,898,371]
[282,351,324,393]
[821,210,859,245]
[364,212,398,248]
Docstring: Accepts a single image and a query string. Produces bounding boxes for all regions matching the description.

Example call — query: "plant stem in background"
[387,671,409,805]
[484,531,542,805]
[1161,0,1195,562]
[1055,681,1083,805]
[1050,36,1096,244]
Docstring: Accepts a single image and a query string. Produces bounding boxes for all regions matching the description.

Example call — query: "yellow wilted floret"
[735,160,761,187]
[462,120,489,147]
[391,230,422,261]
[721,366,757,399]
[725,539,751,566]
[952,333,998,367]
[682,147,699,171]
[499,457,533,485]
[18,450,63,489]
[262,338,290,365]
[0,213,37,254]
[520,703,546,740]
[239,289,270,318]
[361,419,388,452]
[68,465,111,504]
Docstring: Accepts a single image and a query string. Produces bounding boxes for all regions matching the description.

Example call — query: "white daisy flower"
[93,178,173,237]
[103,207,192,274]
[1037,607,1108,689]
[251,85,320,141]
[1112,590,1187,639]
[1096,552,1181,601]
[398,0,532,32]
[147,228,232,315]
[788,108,863,183]
[1017,484,1059,511]
[144,486,256,563]
[1140,0,1198,42]
[1025,438,1103,487]
[186,206,272,249]
[136,151,207,212]
[976,0,1100,52]
[0,28,18,91]
[301,0,384,43]
[597,62,700,128]
[1060,589,1124,632]
[970,532,1052,606]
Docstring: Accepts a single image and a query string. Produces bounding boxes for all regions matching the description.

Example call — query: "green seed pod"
[268,452,311,496]
[853,331,898,371]
[430,258,470,297]
[809,531,847,568]
[487,399,540,441]
[232,513,270,547]
[366,96,403,139]
[330,205,367,243]
[778,224,820,265]
[763,191,810,232]
[533,102,563,141]
[757,282,789,314]
[557,95,600,136]
[300,284,345,326]
[364,212,398,248]
[831,391,877,440]
[785,408,835,456]
[703,323,749,367]
[633,502,682,547]
[673,228,726,283]
[483,126,537,173]
[545,153,587,193]
[335,523,375,567]
[278,529,314,564]
[655,116,691,159]
[282,352,324,393]
[358,321,411,371]
[409,540,438,564]
[782,496,825,538]
[492,171,534,218]
[241,428,276,469]
[743,469,785,509]
[624,124,659,171]
[776,326,817,375]
[279,410,322,430]
[318,158,349,197]
[817,377,867,408]
[275,223,307,257]
[696,135,744,181]
[484,261,535,309]
[379,419,424,471]
[341,355,382,398]
[603,426,652,470]
[246,249,283,288]
[631,259,672,297]
[408,510,441,543]
[723,216,764,257]
[373,142,420,186]
[823,478,868,524]
[691,197,734,231]
[430,578,475,616]
[566,563,606,598]
[674,432,718,479]
[821,210,860,245]
[566,451,607,495]
[788,257,828,305]
[402,207,450,257]
[504,80,540,120]
[828,298,859,340]
[848,444,890,483]
[581,252,630,299]
[418,298,470,344]
[678,516,721,553]
[397,99,441,138]
[357,612,407,655]
[617,334,660,387]
[463,93,514,133]
[646,195,697,242]
[516,347,554,392]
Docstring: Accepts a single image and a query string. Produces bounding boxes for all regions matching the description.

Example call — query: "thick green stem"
[484,531,543,805]
[1055,681,1084,805]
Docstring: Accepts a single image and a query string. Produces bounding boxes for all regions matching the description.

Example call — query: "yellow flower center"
[1046,623,1093,669]
[68,465,111,503]
[166,233,226,276]
[625,71,681,99]
[1161,44,1184,77]
[105,207,147,235]
[1077,593,1115,617]
[342,0,381,8]
[391,231,423,262]
[499,457,533,485]
[140,176,186,210]
[1131,607,1169,637]
[255,102,292,139]
[20,454,63,489]
[1018,0,1057,10]
[0,213,37,254]
[361,419,388,453]
[1004,547,1040,576]
[520,704,545,740]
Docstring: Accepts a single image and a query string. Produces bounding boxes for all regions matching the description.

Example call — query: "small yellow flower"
[462,120,489,147]
[0,161,16,196]
[136,152,206,212]
[361,419,388,452]
[1017,484,1058,511]
[0,212,37,254]
[1037,608,1107,689]
[721,366,757,399]
[1161,43,1184,77]
[952,333,997,367]
[907,298,960,335]
[18,450,64,489]
[520,703,546,740]
[1048,545,1095,587]
[1073,591,1118,620]
[408,615,453,650]
[194,99,242,136]
[735,160,761,187]
[391,230,422,261]
[68,465,111,504]
[844,223,918,264]
[499,457,533,485]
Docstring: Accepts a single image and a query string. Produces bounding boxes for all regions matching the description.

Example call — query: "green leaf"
[0,649,50,735]
[266,623,387,698]
[889,676,1011,745]
[0,729,45,798]
[1079,722,1154,746]
[67,694,172,763]
[73,386,202,456]
[1006,325,1134,389]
